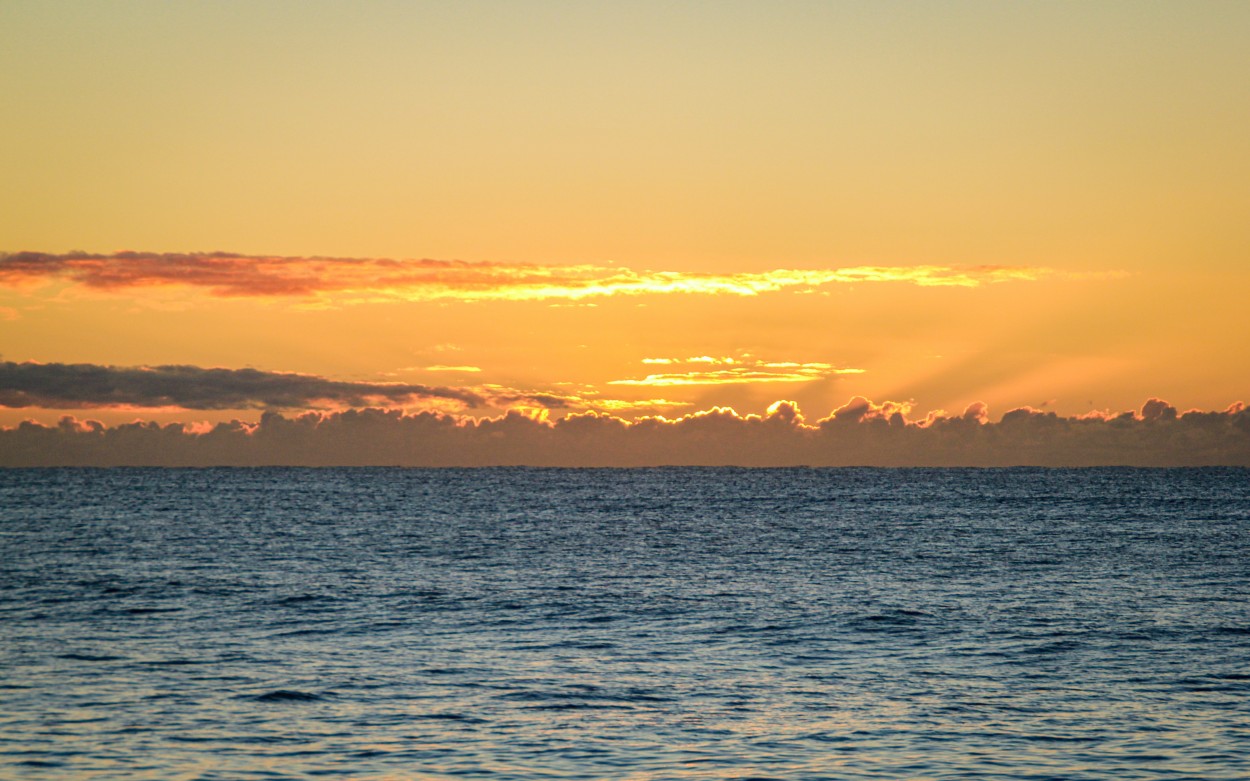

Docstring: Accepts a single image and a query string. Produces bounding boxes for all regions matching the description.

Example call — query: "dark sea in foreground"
[2,468,1248,780]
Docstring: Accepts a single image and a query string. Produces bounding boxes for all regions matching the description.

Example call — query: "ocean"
[2,467,1248,780]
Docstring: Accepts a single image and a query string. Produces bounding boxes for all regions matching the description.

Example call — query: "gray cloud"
[0,361,483,410]
[3,398,1247,467]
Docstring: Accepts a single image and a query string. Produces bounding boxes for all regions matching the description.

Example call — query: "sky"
[2,1,1248,465]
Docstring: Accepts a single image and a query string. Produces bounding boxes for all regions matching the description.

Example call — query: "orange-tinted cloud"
[0,251,1104,304]
[470,383,691,415]
[611,356,863,386]
[584,398,693,412]
[4,397,1246,467]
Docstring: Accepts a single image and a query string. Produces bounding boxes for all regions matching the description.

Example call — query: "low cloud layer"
[3,397,1246,467]
[0,361,482,410]
[0,251,1094,304]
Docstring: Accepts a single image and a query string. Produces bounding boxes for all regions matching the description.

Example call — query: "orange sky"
[1,2,1248,462]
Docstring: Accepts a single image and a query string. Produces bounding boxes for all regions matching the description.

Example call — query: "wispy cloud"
[0,251,1109,304]
[581,398,693,412]
[471,383,691,415]
[424,365,482,373]
[610,356,863,386]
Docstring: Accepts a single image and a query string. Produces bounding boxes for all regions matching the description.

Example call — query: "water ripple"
[2,467,1248,779]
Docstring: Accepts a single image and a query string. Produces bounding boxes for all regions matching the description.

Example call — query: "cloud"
[585,398,693,412]
[611,356,863,386]
[962,401,990,424]
[0,361,482,410]
[1140,397,1178,421]
[0,360,700,418]
[3,397,1246,467]
[823,395,913,424]
[424,365,482,373]
[0,251,1108,304]
[471,384,690,415]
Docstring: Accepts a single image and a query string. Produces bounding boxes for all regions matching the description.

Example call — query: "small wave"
[863,609,933,622]
[581,614,621,624]
[270,593,343,607]
[1022,639,1085,655]
[271,627,338,638]
[415,712,488,723]
[1174,675,1250,693]
[57,652,124,662]
[846,608,937,632]
[560,640,617,650]
[253,690,326,703]
[496,687,674,706]
[417,667,463,676]
[514,640,619,651]
[522,702,631,711]
[398,589,447,599]
[713,622,791,635]
[1020,733,1098,743]
[801,731,855,744]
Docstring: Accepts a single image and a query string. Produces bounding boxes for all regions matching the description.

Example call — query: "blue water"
[2,467,1249,779]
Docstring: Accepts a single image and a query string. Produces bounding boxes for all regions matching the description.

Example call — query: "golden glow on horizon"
[0,2,1247,438]
[21,394,1246,435]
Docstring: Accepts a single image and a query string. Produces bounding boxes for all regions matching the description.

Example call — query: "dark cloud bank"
[0,361,481,410]
[3,398,1247,467]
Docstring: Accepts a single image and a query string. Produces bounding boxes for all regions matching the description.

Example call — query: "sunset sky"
[2,2,1247,464]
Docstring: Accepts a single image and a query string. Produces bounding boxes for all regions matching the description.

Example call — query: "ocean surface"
[2,467,1248,780]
